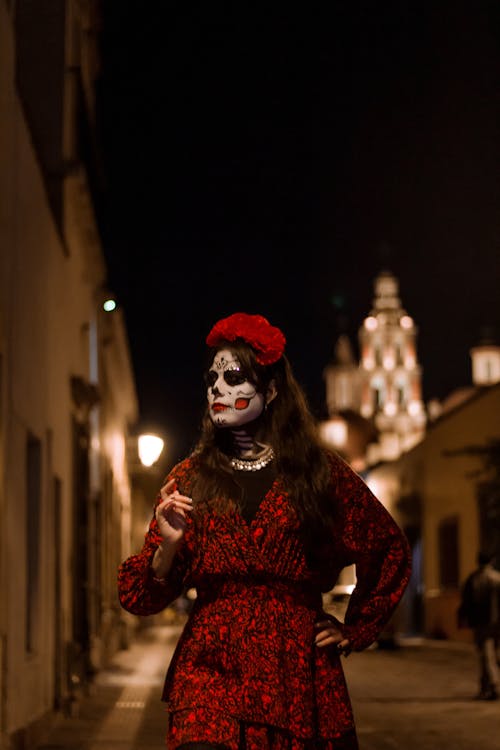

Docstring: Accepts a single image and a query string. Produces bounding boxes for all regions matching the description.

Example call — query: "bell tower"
[322,270,426,467]
[359,270,426,462]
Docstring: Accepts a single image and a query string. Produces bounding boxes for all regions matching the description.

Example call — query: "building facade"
[367,383,500,642]
[0,2,139,748]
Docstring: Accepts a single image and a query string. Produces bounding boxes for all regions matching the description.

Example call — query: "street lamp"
[138,434,164,467]
[103,297,117,312]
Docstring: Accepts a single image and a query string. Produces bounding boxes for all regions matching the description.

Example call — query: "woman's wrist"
[151,539,180,580]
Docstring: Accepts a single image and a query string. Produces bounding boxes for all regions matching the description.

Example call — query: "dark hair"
[478,551,493,566]
[189,340,336,534]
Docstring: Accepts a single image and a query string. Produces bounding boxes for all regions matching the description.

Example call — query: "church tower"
[359,270,426,462]
[322,270,426,467]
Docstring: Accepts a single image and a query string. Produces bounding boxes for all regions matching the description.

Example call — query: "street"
[344,638,500,749]
[37,623,500,750]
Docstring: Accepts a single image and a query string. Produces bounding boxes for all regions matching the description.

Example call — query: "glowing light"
[138,434,164,467]
[103,298,117,312]
[360,403,373,418]
[400,315,413,329]
[471,346,500,386]
[407,401,421,416]
[364,316,378,330]
[319,418,347,448]
[363,355,375,370]
[383,355,396,370]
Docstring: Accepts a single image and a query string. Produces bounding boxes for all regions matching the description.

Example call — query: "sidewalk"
[36,625,500,750]
[37,624,182,750]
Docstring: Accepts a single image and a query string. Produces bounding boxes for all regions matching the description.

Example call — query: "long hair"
[189,340,337,534]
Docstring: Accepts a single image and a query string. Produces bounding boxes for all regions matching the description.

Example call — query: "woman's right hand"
[155,478,193,545]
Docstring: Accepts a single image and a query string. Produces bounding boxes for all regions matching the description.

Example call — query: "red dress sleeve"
[330,454,412,651]
[117,475,191,616]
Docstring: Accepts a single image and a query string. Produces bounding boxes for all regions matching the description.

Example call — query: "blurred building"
[322,270,426,470]
[321,270,500,643]
[368,380,500,642]
[0,2,139,748]
[362,330,500,641]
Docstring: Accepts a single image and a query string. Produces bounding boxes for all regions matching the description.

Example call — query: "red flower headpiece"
[206,312,286,366]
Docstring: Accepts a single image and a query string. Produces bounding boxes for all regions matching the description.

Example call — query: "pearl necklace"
[229,446,275,472]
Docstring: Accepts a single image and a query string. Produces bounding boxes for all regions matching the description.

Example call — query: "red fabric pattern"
[118,451,411,750]
[169,706,358,749]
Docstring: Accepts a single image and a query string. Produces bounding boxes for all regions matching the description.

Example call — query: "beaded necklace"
[229,445,275,472]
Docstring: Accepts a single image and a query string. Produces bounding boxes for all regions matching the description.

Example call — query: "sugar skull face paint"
[206,349,266,428]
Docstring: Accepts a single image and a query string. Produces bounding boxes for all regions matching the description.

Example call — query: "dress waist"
[195,575,322,610]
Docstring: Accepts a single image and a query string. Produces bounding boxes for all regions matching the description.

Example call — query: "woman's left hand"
[314,617,351,656]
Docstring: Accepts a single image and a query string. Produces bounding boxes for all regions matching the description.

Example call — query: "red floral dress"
[118,451,411,749]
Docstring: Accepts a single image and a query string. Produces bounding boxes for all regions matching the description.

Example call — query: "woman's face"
[206,349,266,428]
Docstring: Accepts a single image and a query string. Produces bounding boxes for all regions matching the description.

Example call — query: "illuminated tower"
[359,270,426,462]
[470,330,500,386]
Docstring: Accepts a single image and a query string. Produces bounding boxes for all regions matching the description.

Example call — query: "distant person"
[458,550,500,700]
[118,312,412,749]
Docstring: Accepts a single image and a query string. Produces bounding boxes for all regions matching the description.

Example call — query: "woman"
[118,311,412,750]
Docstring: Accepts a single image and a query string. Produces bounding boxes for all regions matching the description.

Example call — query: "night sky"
[96,2,500,462]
